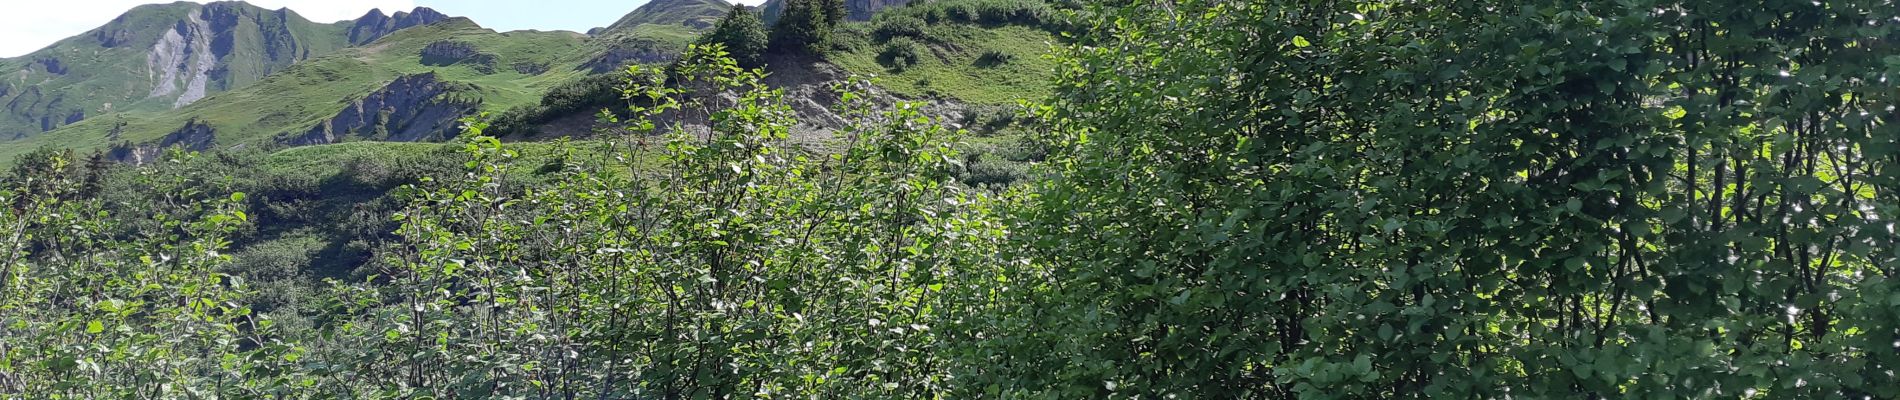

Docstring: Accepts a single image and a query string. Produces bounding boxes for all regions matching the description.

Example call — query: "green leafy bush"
[699,5,769,67]
[872,14,928,40]
[767,0,844,54]
[878,37,924,70]
[882,0,1060,30]
[973,49,1014,67]
[7,1,1900,398]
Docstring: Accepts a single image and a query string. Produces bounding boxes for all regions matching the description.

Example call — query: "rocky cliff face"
[349,7,451,45]
[145,6,220,108]
[283,73,480,146]
[583,39,681,73]
[107,118,217,164]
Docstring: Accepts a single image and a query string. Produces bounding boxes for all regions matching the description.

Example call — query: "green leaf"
[1292,35,1311,48]
[1662,106,1686,120]
[86,320,104,334]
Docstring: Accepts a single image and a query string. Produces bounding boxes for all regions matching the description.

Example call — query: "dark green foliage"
[768,0,845,54]
[490,73,631,136]
[976,0,1900,397]
[877,37,925,70]
[878,0,1062,30]
[872,14,928,40]
[698,5,770,67]
[10,1,1900,398]
[973,49,1014,67]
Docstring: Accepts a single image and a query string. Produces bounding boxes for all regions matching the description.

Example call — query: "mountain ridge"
[0,1,455,140]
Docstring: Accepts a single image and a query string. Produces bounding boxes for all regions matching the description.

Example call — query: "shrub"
[878,37,925,70]
[974,49,1014,67]
[699,5,769,67]
[872,14,928,40]
[768,0,844,55]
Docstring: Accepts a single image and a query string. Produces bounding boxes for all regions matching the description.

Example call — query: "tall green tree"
[983,0,1900,398]
[700,5,770,68]
[768,0,844,55]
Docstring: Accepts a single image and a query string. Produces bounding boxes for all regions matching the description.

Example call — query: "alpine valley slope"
[1,0,1064,163]
[3,0,731,162]
[0,1,447,140]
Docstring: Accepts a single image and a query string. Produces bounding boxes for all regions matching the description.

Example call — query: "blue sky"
[1,0,763,57]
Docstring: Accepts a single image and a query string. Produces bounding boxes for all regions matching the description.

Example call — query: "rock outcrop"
[35,58,67,75]
[283,73,480,146]
[107,118,217,164]
[420,41,499,74]
[583,45,678,73]
[349,7,451,45]
[146,8,219,108]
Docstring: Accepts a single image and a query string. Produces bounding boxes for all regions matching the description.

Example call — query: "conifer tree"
[768,0,842,55]
[700,5,769,67]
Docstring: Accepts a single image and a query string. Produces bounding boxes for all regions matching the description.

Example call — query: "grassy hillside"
[603,0,732,32]
[0,2,359,139]
[4,19,593,161]
[0,0,1066,163]
[830,24,1057,104]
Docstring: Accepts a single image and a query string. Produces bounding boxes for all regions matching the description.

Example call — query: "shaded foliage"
[699,5,771,68]
[768,0,846,54]
[8,0,1900,398]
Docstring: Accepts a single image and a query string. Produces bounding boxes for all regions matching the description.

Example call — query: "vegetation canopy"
[4,0,1900,398]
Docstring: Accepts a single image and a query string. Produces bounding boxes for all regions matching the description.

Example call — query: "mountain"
[0,0,1064,163]
[580,0,731,73]
[601,0,732,33]
[349,7,452,45]
[0,1,450,140]
[2,18,592,162]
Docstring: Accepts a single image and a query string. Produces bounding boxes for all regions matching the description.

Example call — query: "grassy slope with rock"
[0,1,436,140]
[3,0,1064,168]
[4,19,592,161]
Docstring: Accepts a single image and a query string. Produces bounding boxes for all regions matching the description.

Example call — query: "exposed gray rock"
[420,41,500,74]
[349,7,451,45]
[146,8,219,108]
[512,62,550,75]
[583,37,681,73]
[283,73,480,146]
[108,118,217,164]
[35,58,67,75]
[94,26,134,48]
[420,41,480,63]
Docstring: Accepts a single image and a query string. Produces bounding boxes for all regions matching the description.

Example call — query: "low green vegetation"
[11,0,1895,398]
[0,2,359,139]
[1,20,592,162]
[767,0,846,54]
[831,24,1058,104]
[698,5,770,68]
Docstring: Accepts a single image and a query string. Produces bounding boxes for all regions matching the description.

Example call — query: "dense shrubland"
[6,0,1900,398]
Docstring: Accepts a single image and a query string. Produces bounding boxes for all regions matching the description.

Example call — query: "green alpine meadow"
[0,0,1896,398]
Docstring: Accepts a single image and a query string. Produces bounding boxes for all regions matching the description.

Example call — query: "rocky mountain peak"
[349,7,452,45]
